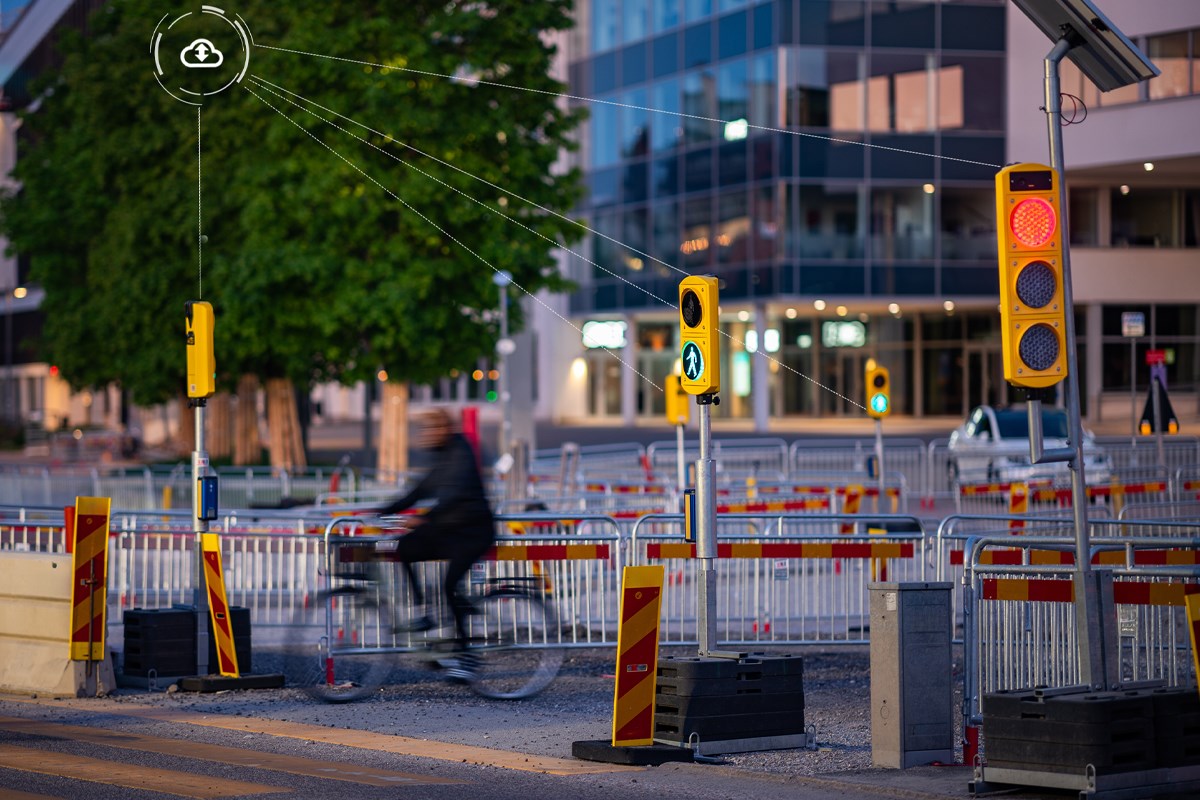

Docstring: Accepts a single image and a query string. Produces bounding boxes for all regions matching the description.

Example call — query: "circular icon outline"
[151,8,253,106]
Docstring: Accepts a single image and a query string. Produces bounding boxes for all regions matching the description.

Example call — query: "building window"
[1068,188,1100,246]
[594,0,620,52]
[1148,31,1191,100]
[1111,188,1181,248]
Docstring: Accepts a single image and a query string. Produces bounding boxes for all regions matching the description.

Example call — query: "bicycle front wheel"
[469,591,563,700]
[284,587,393,703]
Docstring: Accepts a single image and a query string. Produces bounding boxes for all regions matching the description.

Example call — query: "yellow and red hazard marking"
[202,533,240,677]
[949,547,1200,567]
[1185,585,1200,700]
[960,480,1168,502]
[645,541,915,560]
[69,497,111,661]
[715,498,830,514]
[611,565,665,747]
[981,577,1199,606]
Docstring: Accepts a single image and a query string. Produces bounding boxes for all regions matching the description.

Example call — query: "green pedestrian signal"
[681,341,705,382]
[870,392,889,415]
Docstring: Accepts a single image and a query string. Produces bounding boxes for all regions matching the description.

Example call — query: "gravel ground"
[98,644,966,778]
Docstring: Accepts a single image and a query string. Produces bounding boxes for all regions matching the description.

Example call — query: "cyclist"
[376,407,496,680]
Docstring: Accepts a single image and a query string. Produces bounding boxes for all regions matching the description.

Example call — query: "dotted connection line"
[243,82,662,393]
[254,42,1003,171]
[248,74,864,411]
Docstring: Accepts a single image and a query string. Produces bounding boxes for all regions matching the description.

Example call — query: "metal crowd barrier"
[792,438,928,498]
[316,514,624,649]
[629,512,926,646]
[960,530,1200,751]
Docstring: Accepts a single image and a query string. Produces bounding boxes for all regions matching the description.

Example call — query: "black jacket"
[377,433,495,533]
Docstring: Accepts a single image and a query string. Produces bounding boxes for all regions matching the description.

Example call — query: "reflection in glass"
[1111,188,1179,247]
[753,185,780,260]
[1148,32,1190,100]
[624,0,649,43]
[621,88,650,158]
[793,184,863,259]
[684,70,718,143]
[622,207,650,274]
[1068,188,1099,246]
[940,188,995,259]
[871,187,933,260]
[654,0,680,32]
[594,0,620,52]
[750,52,776,127]
[683,196,713,268]
[717,191,749,263]
[652,79,682,151]
[592,99,620,168]
[786,47,831,127]
[685,0,712,23]
[652,200,680,271]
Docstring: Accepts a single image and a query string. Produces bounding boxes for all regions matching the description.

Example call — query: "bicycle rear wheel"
[468,591,563,700]
[284,587,393,703]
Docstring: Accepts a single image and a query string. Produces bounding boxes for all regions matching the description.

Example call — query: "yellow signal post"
[678,276,720,396]
[185,301,216,399]
[995,163,1067,388]
[664,374,690,427]
[864,361,891,419]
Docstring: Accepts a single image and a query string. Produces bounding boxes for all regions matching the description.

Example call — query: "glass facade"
[574,4,1200,422]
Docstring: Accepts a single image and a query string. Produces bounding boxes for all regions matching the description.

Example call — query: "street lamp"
[492,271,514,462]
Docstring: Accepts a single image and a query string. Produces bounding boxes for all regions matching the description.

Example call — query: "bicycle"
[284,533,564,703]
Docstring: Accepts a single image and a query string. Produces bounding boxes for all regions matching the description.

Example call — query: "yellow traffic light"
[995,163,1067,389]
[185,300,216,399]
[865,363,891,419]
[678,275,720,396]
[664,374,691,426]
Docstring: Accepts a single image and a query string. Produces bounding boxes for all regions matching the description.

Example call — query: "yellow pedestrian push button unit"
[185,300,216,399]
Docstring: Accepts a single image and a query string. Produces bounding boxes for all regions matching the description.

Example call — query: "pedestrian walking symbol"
[682,341,705,381]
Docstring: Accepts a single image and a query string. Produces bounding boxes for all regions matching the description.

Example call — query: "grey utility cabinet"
[869,581,954,768]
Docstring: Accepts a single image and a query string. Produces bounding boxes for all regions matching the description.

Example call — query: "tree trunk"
[377,381,409,482]
[207,392,233,459]
[233,374,261,466]
[266,377,307,470]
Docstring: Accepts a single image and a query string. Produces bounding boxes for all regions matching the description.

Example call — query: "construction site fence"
[960,532,1200,753]
[0,464,404,511]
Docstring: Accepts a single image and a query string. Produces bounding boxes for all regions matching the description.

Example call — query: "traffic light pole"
[192,399,210,677]
[1044,34,1108,689]
[695,395,719,657]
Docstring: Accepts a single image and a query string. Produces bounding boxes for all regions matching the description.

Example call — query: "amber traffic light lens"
[1015,260,1056,309]
[1009,198,1056,248]
[1019,323,1060,372]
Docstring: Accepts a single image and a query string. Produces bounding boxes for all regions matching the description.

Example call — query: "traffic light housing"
[664,374,691,426]
[678,275,720,396]
[865,362,890,419]
[995,163,1067,389]
[185,300,216,399]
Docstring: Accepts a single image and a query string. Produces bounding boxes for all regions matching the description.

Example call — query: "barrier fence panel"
[319,514,624,650]
[630,512,926,646]
[791,438,928,497]
[961,530,1200,755]
[1099,435,1200,475]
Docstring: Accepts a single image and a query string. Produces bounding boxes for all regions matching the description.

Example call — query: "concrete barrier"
[0,551,115,696]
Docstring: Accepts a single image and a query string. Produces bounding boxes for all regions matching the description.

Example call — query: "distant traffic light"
[664,374,691,426]
[678,276,720,396]
[995,163,1067,389]
[185,300,216,399]
[865,362,890,419]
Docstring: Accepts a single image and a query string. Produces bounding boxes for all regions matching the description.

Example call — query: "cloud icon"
[180,39,224,69]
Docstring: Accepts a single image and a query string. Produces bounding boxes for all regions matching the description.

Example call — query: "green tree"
[2,0,583,456]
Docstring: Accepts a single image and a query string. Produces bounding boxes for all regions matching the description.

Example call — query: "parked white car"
[948,405,1111,485]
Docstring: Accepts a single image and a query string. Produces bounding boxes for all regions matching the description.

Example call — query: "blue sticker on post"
[199,475,219,521]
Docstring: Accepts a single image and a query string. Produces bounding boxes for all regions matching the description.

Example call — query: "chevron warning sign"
[611,565,665,747]
[69,496,111,661]
[202,533,240,677]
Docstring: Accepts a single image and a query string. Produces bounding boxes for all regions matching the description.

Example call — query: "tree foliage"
[2,0,583,406]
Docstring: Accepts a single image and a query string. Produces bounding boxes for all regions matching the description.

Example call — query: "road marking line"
[5,699,642,776]
[0,716,459,787]
[0,743,286,799]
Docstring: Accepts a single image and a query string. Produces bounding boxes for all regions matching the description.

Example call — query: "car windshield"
[994,408,1070,439]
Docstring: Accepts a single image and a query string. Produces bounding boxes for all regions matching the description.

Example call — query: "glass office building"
[565,0,1011,421]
